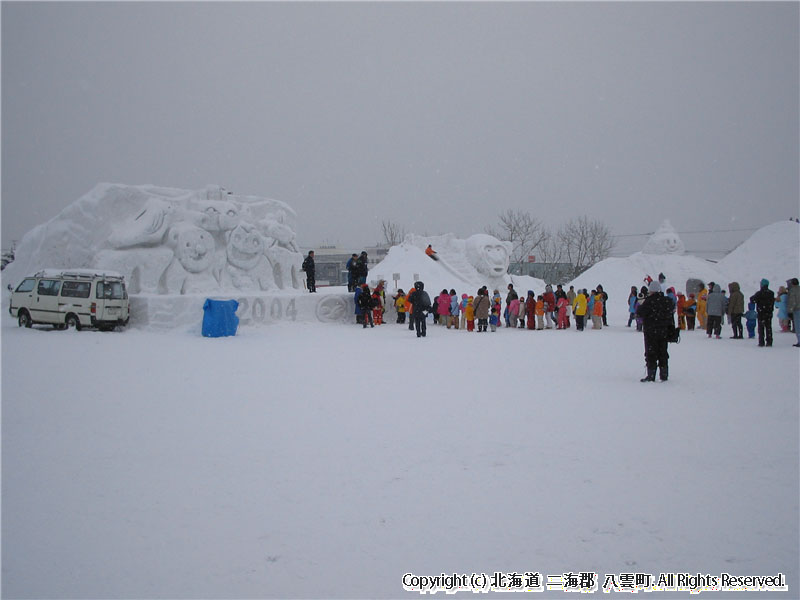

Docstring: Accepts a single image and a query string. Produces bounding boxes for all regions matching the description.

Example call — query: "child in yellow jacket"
[465,297,475,332]
[394,290,406,324]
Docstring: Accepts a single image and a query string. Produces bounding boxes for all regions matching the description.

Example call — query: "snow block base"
[130,291,354,330]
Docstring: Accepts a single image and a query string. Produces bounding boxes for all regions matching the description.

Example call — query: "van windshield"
[97,281,127,300]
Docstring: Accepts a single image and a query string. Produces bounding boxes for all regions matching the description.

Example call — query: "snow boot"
[659,366,668,382]
[640,369,657,382]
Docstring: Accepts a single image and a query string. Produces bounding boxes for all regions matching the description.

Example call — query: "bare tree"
[381,220,406,247]
[557,216,615,278]
[485,209,549,267]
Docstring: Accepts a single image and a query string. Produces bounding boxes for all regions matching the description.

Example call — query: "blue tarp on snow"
[202,299,239,337]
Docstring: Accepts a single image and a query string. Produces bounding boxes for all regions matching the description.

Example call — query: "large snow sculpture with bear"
[7,183,304,295]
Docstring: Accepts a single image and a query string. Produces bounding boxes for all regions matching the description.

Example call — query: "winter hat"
[761,278,769,287]
[461,293,468,299]
[648,280,662,294]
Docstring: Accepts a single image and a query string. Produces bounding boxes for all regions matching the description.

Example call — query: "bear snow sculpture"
[6,183,306,296]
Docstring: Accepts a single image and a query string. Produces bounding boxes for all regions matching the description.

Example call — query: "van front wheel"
[65,314,82,331]
[18,310,32,328]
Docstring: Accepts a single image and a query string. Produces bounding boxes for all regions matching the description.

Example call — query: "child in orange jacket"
[535,296,545,330]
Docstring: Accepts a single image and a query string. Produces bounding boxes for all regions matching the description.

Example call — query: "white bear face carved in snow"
[465,234,512,277]
[226,224,265,271]
[169,226,216,273]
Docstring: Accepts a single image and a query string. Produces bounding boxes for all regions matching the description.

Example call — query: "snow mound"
[717,220,800,293]
[570,221,800,323]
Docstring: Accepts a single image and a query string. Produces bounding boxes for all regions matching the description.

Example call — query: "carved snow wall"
[6,183,305,295]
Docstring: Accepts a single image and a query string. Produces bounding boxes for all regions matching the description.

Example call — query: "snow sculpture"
[465,233,513,278]
[6,183,305,295]
[158,224,218,295]
[642,220,686,255]
[403,232,514,289]
[220,223,276,291]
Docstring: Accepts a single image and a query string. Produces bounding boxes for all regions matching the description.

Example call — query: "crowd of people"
[352,281,616,336]
[349,272,800,382]
[626,274,800,347]
[633,274,800,383]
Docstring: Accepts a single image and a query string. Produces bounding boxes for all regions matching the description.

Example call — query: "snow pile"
[569,221,799,323]
[717,220,800,294]
[370,234,544,296]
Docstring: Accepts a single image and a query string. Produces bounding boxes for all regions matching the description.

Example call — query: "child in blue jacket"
[745,301,758,339]
[489,307,499,332]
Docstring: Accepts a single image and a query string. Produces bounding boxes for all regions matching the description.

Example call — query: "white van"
[8,269,130,331]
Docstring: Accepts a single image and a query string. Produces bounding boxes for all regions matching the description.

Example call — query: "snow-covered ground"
[2,310,798,598]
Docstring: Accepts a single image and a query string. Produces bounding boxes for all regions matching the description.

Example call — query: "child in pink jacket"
[557,297,569,329]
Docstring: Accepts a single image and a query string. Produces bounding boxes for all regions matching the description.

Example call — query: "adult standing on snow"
[346,253,358,292]
[301,250,316,293]
[636,280,675,382]
[750,279,775,347]
[727,282,745,339]
[705,284,726,339]
[407,281,432,338]
[474,288,491,332]
[786,278,800,347]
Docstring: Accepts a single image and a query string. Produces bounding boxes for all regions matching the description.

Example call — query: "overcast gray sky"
[2,2,798,254]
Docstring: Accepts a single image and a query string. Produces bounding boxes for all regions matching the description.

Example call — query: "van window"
[15,279,35,293]
[61,281,91,298]
[97,281,126,300]
[37,279,61,296]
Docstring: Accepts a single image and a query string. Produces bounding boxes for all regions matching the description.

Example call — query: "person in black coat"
[301,251,316,293]
[636,280,675,382]
[357,284,374,328]
[407,281,432,338]
[354,252,369,285]
[750,278,775,347]
[345,253,358,292]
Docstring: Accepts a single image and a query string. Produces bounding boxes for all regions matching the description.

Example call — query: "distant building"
[509,261,575,284]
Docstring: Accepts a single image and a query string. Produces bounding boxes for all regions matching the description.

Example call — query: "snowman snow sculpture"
[642,220,686,255]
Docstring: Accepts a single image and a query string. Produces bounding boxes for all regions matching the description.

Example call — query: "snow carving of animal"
[158,224,220,294]
[219,224,276,291]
